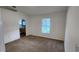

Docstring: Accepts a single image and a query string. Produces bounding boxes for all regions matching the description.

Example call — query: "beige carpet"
[5,35,64,52]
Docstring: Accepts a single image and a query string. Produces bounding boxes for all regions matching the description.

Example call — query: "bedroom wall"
[65,6,79,52]
[0,8,5,51]
[1,8,30,44]
[29,11,67,41]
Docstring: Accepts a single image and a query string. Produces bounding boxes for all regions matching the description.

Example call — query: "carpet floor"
[5,35,64,52]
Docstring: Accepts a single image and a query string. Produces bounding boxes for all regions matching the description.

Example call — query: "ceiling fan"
[0,6,17,12]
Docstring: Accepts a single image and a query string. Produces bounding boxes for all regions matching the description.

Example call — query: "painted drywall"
[0,8,5,51]
[29,11,66,40]
[1,8,30,44]
[65,7,79,52]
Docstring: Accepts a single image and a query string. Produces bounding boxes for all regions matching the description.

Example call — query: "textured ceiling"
[16,6,68,15]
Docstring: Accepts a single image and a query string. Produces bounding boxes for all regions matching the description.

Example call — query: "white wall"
[0,8,5,51]
[30,11,66,40]
[1,9,30,44]
[65,7,79,52]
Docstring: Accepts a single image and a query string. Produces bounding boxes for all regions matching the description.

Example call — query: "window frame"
[41,17,51,34]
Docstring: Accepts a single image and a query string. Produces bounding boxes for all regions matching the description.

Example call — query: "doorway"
[19,19,26,37]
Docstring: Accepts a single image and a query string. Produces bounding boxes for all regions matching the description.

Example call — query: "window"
[19,19,26,28]
[42,17,50,33]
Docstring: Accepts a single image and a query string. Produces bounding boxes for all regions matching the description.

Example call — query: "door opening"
[19,19,26,37]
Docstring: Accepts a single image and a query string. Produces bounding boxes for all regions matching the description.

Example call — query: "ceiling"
[16,6,68,15]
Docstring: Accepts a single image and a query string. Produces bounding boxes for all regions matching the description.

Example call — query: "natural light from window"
[42,17,50,33]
